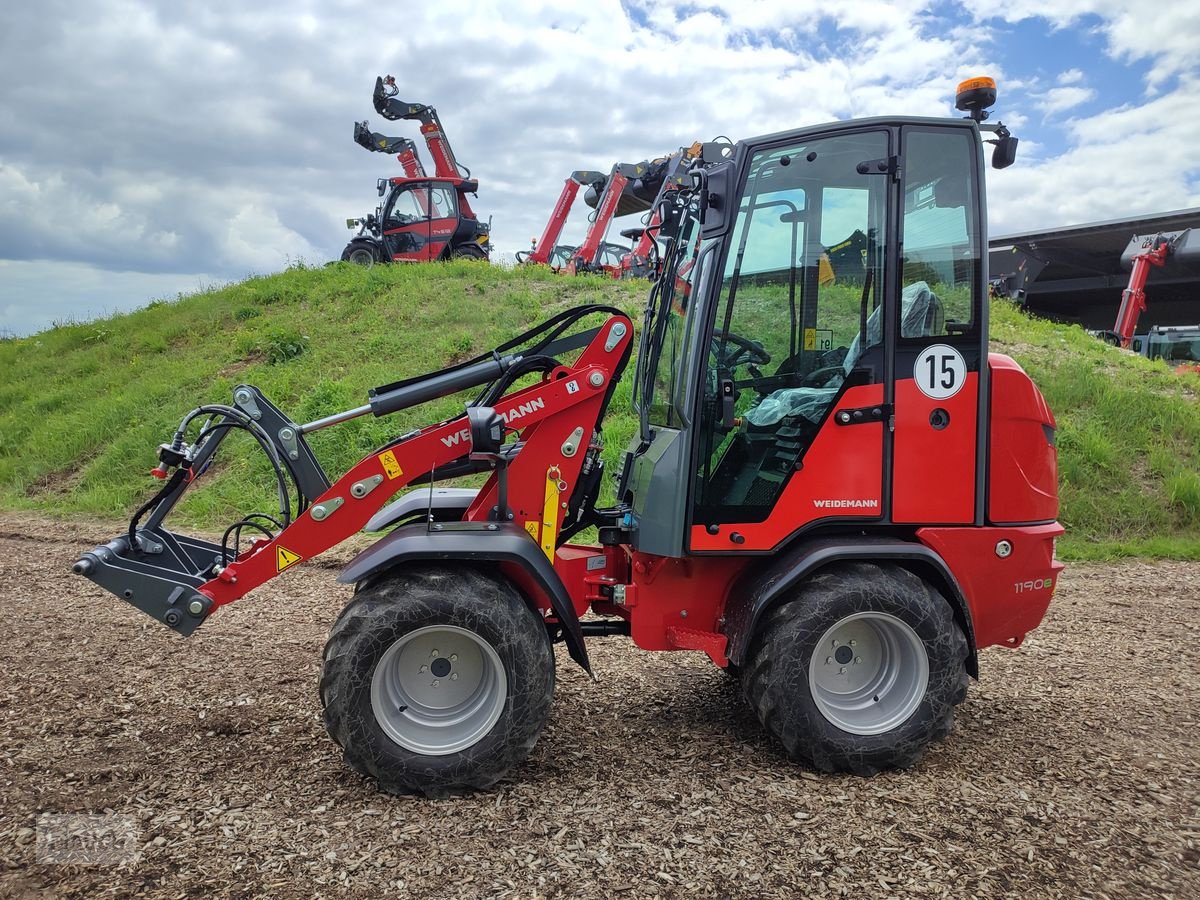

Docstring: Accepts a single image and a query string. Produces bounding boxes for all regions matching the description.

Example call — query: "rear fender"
[338,522,590,674]
[722,537,978,677]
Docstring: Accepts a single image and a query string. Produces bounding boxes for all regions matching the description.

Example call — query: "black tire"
[320,565,555,796]
[341,243,379,267]
[451,243,487,260]
[742,562,968,775]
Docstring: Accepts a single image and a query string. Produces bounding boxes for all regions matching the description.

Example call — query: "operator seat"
[745,281,944,429]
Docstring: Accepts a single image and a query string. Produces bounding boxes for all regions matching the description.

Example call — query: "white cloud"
[1037,85,1096,115]
[0,0,1197,335]
[988,75,1200,234]
[981,1,1200,89]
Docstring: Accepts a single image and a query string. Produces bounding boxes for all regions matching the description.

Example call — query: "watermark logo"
[35,814,139,866]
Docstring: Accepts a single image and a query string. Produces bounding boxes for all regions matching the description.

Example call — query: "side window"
[901,129,981,337]
[429,186,457,220]
[386,186,424,226]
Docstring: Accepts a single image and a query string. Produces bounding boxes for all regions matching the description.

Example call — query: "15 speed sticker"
[914,344,966,400]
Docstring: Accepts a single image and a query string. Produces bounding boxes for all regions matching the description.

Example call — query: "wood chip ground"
[0,515,1196,898]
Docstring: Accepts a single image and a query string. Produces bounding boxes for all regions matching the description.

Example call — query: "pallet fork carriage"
[76,78,1062,795]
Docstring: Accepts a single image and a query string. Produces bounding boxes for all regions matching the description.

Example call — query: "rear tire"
[451,243,487,260]
[342,243,379,267]
[320,566,554,796]
[742,562,968,775]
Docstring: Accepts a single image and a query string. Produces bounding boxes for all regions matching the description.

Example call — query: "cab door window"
[384,184,426,228]
[692,130,888,525]
[428,185,457,220]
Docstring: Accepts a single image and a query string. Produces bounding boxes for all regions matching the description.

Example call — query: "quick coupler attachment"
[72,532,216,637]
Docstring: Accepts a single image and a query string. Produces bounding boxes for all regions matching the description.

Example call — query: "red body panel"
[892,373,977,524]
[690,383,885,552]
[386,215,458,262]
[623,554,742,653]
[987,354,1059,525]
[420,122,458,179]
[919,523,1063,649]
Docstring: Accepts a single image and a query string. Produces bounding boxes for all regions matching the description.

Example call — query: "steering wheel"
[712,330,771,370]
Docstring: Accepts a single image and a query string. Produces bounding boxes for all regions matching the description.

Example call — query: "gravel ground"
[0,514,1196,899]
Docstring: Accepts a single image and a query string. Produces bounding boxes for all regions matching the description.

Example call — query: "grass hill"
[1,261,1198,560]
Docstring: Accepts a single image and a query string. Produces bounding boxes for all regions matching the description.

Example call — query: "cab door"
[687,129,892,553]
[889,127,986,525]
[382,183,460,261]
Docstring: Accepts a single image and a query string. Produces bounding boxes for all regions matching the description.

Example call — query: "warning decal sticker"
[276,546,303,572]
[378,450,403,480]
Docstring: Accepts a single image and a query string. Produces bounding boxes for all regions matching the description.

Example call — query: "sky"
[1,0,1198,336]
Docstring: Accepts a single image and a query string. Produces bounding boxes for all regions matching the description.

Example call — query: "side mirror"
[700,161,735,239]
[466,406,504,459]
[991,134,1018,170]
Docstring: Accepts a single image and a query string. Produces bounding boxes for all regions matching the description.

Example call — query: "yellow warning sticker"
[524,520,540,541]
[803,328,816,351]
[276,546,302,572]
[378,450,403,480]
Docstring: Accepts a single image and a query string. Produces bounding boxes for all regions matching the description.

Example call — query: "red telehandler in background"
[519,161,660,277]
[1103,229,1200,373]
[516,169,607,268]
[565,160,658,276]
[341,76,491,265]
[75,78,1060,798]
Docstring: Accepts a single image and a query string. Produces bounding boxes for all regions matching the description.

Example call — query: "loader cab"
[379,178,465,261]
[625,118,988,556]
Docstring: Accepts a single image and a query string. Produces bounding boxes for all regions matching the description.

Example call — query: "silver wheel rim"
[808,611,929,735]
[349,249,375,267]
[370,625,507,756]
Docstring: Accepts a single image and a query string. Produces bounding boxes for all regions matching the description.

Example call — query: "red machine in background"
[566,160,655,276]
[342,76,491,265]
[1108,230,1197,343]
[516,170,607,267]
[521,157,668,278]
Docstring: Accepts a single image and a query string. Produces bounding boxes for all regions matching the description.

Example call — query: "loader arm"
[73,309,633,653]
[353,121,426,178]
[569,162,648,272]
[373,75,464,179]
[1107,229,1196,348]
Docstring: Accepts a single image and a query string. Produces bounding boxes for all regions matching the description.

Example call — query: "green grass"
[989,299,1200,559]
[1,262,1198,560]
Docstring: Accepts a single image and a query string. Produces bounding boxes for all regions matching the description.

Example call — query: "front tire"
[320,566,555,796]
[742,563,968,775]
[342,242,379,266]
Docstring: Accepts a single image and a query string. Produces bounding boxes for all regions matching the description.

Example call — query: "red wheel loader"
[520,161,662,276]
[75,78,1061,796]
